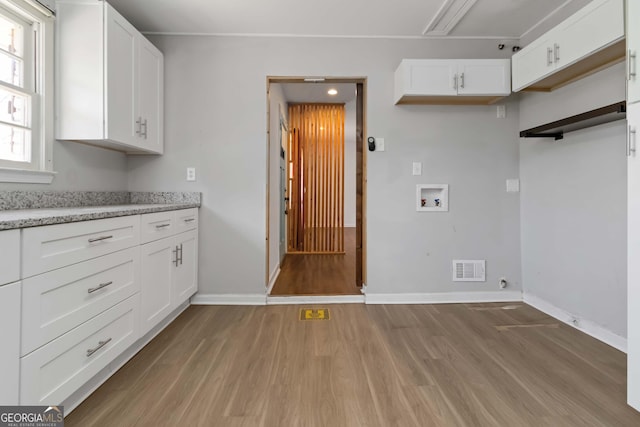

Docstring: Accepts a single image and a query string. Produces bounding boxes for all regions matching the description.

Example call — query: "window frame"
[0,0,54,184]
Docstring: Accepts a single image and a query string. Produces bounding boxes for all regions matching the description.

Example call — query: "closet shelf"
[520,101,626,141]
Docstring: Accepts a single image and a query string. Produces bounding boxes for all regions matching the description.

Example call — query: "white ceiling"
[107,0,577,39]
[279,83,357,104]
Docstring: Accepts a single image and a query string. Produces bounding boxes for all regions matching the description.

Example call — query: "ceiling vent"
[452,260,486,282]
[423,0,478,36]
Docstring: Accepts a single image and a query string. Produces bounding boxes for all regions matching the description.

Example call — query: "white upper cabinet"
[456,60,511,96]
[628,0,640,104]
[56,1,164,154]
[105,5,138,148]
[512,0,624,92]
[394,59,510,105]
[138,37,165,154]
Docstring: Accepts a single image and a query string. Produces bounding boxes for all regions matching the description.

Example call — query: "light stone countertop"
[0,203,200,230]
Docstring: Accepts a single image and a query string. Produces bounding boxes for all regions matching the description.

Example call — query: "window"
[0,0,53,183]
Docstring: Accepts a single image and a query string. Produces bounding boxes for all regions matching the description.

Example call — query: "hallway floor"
[270,227,360,295]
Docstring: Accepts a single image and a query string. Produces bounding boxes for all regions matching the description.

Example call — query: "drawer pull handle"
[88,235,113,243]
[184,218,195,223]
[88,281,113,294]
[86,338,112,357]
[155,224,171,229]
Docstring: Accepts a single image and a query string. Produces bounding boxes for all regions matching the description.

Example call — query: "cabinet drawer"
[22,216,140,278]
[140,211,175,244]
[174,208,198,233]
[20,294,139,406]
[21,248,140,356]
[0,229,20,286]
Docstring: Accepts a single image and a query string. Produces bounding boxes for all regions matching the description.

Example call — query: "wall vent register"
[452,260,486,282]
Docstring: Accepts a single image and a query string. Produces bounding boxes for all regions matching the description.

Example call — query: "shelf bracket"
[521,132,564,141]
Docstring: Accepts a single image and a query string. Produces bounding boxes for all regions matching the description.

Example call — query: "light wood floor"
[270,227,359,295]
[66,303,640,426]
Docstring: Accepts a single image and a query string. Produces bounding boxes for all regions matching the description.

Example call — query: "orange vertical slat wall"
[287,104,345,254]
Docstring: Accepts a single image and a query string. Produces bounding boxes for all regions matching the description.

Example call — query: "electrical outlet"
[186,167,196,182]
[499,277,507,289]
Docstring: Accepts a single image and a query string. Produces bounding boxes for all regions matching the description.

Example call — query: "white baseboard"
[63,302,191,415]
[190,293,267,305]
[267,295,365,305]
[523,293,627,353]
[267,266,281,295]
[365,291,523,305]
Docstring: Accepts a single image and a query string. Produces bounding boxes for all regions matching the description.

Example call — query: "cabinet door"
[172,230,198,307]
[404,60,458,96]
[140,238,174,336]
[138,37,164,154]
[0,282,20,405]
[628,0,640,104]
[105,4,138,147]
[512,34,555,92]
[457,60,510,96]
[556,0,624,69]
[628,103,640,411]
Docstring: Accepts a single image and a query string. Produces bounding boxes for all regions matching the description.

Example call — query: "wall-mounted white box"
[416,184,449,212]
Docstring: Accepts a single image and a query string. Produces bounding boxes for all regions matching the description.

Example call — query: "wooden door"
[355,83,364,288]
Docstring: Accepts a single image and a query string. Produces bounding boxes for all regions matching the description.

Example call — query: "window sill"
[0,168,57,184]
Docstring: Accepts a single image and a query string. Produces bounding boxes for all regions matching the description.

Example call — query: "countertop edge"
[0,203,201,231]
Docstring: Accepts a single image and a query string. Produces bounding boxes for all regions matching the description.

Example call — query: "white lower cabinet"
[0,281,21,405]
[173,229,198,307]
[628,103,640,410]
[14,207,198,408]
[140,228,198,336]
[20,294,139,405]
[21,248,140,356]
[140,236,174,334]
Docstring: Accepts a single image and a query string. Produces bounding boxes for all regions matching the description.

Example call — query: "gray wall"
[519,63,627,337]
[127,35,522,296]
[1,141,128,191]
[344,99,356,227]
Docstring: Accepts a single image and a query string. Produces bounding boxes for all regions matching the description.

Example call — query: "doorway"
[266,78,366,296]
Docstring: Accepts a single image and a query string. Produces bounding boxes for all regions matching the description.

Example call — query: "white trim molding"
[365,291,522,305]
[423,0,478,36]
[0,168,56,184]
[190,293,267,306]
[267,267,280,295]
[523,293,627,353]
[267,295,365,305]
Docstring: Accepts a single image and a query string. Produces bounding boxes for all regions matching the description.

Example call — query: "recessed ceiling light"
[328,89,338,96]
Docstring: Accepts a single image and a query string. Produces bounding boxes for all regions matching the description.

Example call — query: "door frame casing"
[265,76,368,289]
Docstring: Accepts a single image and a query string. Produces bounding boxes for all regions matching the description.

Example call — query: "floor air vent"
[452,260,486,282]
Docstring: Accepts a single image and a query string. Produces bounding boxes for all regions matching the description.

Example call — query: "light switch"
[506,179,520,193]
[375,138,385,152]
[412,162,422,176]
[187,167,196,182]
